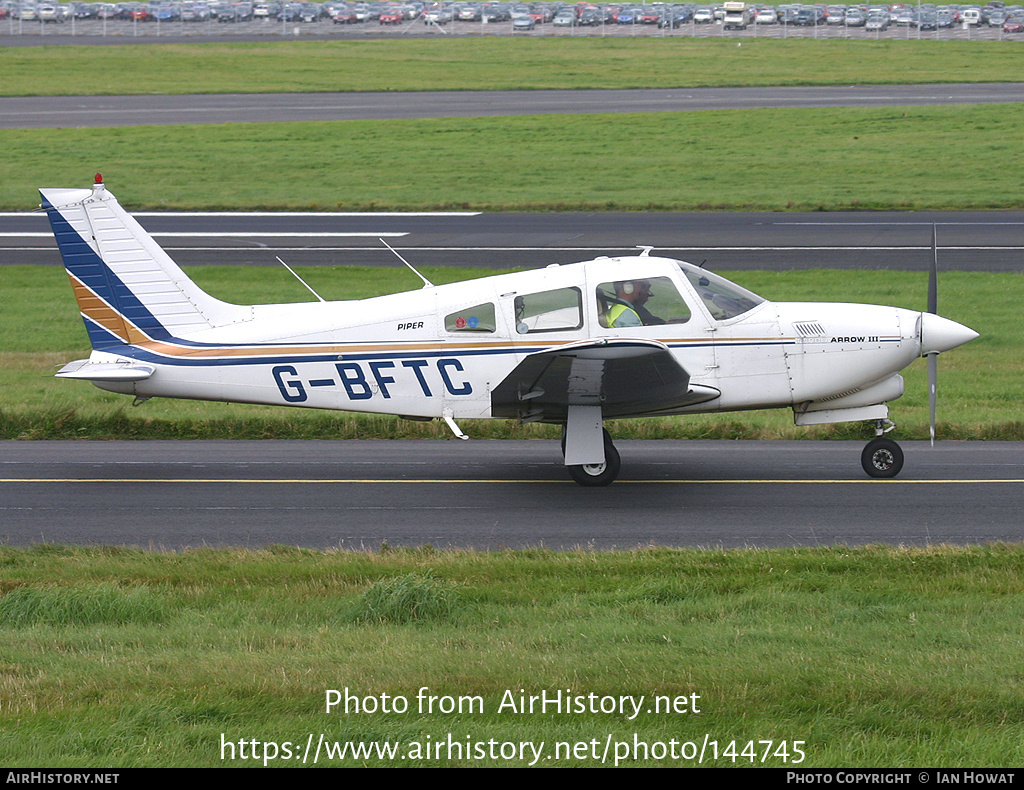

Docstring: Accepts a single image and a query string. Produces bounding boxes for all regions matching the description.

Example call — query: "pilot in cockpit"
[607,280,666,327]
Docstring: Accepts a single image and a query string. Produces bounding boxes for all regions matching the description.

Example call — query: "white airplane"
[41,176,978,486]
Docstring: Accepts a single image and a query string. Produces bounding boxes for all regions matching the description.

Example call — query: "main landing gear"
[563,427,621,487]
[861,420,904,478]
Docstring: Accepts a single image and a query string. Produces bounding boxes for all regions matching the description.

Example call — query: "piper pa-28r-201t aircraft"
[42,176,979,486]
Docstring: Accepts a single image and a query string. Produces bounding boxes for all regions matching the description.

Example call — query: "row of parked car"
[1,0,345,20]
[3,0,1021,31]
[740,2,1023,28]
[764,1,1021,27]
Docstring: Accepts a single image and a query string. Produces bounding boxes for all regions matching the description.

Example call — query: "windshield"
[677,262,764,321]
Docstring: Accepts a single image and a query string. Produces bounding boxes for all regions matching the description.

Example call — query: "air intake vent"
[819,387,862,403]
[793,321,826,337]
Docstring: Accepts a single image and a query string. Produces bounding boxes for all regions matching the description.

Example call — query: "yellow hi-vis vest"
[607,302,641,327]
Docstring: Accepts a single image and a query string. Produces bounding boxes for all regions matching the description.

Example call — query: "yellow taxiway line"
[3,479,1023,485]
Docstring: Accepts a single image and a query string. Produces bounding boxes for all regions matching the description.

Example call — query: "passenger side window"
[513,287,583,334]
[445,303,496,333]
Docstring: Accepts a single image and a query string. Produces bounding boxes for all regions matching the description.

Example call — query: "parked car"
[864,10,889,28]
[844,8,867,25]
[530,3,554,22]
[825,5,845,23]
[151,5,180,21]
[615,5,639,22]
[482,4,510,20]
[553,7,575,24]
[960,7,981,23]
[221,2,253,20]
[794,7,819,24]
[659,7,692,26]
[423,4,453,22]
[181,3,212,20]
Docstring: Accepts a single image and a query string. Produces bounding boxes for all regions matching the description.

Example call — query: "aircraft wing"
[491,338,719,422]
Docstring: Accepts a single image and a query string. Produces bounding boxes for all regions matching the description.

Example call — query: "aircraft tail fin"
[40,176,247,350]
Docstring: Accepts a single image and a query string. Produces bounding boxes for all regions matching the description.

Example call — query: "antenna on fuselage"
[275,256,325,302]
[380,238,434,288]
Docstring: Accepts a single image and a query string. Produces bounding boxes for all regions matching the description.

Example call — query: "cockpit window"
[596,277,691,328]
[679,264,764,321]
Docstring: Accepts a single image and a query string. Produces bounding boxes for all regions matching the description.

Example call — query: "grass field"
[2,39,1024,97]
[2,265,1015,441]
[5,103,1024,211]
[3,543,1024,767]
[4,38,1022,212]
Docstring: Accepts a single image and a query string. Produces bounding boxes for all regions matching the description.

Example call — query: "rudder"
[41,176,246,350]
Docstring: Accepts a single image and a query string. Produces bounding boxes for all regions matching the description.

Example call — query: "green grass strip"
[6,104,1024,210]
[2,39,1024,97]
[0,583,169,626]
[2,543,1024,766]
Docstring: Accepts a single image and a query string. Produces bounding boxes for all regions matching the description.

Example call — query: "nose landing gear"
[861,420,904,478]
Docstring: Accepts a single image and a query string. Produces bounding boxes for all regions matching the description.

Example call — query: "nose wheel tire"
[565,428,621,487]
[861,437,904,478]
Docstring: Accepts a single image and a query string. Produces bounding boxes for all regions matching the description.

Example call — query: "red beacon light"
[94,173,103,185]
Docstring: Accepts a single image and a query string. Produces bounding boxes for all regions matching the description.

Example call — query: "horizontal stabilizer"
[56,359,155,382]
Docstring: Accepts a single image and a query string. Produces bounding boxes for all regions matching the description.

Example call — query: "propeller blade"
[928,352,937,447]
[928,224,938,315]
[927,225,938,446]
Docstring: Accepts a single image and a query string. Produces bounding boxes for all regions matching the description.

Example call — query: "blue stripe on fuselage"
[102,338,801,369]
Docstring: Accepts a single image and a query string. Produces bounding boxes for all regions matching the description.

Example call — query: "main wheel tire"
[567,429,621,487]
[861,437,904,478]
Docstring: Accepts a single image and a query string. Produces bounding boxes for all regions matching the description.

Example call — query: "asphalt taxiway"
[3,84,1024,129]
[4,209,1023,271]
[2,440,1021,550]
